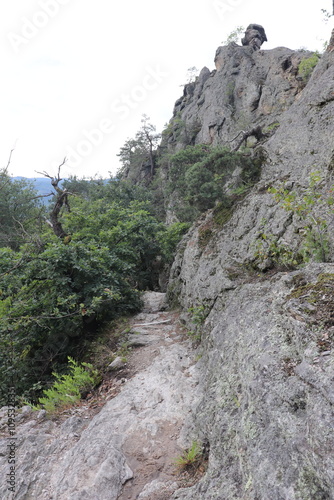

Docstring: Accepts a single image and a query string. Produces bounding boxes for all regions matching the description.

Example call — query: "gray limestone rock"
[168,42,334,500]
[165,44,316,154]
[107,356,126,371]
[141,291,167,313]
[171,265,334,499]
[138,479,179,498]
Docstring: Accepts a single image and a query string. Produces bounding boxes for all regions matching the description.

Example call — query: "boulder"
[241,23,268,50]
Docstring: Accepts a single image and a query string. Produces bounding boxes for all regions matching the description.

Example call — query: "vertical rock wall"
[169,43,334,499]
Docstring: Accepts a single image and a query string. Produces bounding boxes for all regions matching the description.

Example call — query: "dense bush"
[157,222,191,264]
[0,169,44,250]
[167,145,261,221]
[0,238,143,402]
[0,176,171,404]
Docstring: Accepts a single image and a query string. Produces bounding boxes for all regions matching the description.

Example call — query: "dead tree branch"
[230,126,266,152]
[36,158,73,240]
[5,148,15,171]
[0,147,16,193]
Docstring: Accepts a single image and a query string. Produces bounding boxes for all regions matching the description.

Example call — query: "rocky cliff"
[164,43,313,151]
[168,36,334,499]
[1,33,334,500]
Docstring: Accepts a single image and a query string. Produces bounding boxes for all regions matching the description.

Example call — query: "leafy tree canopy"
[0,174,170,404]
[0,166,44,250]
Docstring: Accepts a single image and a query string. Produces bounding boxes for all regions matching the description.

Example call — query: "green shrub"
[157,222,191,264]
[36,357,100,414]
[252,233,302,270]
[298,53,320,82]
[174,441,203,470]
[267,172,334,265]
[0,182,166,404]
[186,305,208,342]
[167,145,261,222]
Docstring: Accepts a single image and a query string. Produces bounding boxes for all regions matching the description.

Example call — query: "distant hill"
[12,177,65,202]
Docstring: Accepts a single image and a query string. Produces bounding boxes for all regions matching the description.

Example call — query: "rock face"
[168,41,334,499]
[168,43,334,309]
[164,42,315,152]
[171,265,334,499]
[162,40,318,226]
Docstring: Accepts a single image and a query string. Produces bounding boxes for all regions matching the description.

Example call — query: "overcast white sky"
[1,0,333,179]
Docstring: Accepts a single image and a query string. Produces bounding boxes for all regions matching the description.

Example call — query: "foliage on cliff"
[118,116,264,223]
[165,144,262,221]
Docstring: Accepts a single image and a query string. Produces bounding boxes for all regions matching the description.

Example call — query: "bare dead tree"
[36,158,73,241]
[5,148,15,171]
[230,126,266,152]
[0,147,16,193]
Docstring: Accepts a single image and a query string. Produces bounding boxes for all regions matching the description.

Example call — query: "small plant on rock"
[174,441,203,470]
[34,357,100,414]
[268,171,334,263]
[298,53,320,83]
[187,305,207,342]
[253,233,302,270]
[222,26,245,45]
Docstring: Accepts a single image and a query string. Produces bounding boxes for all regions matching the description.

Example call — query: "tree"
[117,137,146,179]
[62,175,106,200]
[36,158,74,241]
[222,26,245,45]
[0,153,44,250]
[139,115,161,177]
[117,116,161,183]
[182,66,199,85]
[0,175,168,403]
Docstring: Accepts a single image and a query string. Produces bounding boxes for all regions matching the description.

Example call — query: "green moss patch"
[213,203,233,227]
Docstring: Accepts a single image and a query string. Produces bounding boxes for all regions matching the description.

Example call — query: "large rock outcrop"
[169,41,334,309]
[164,42,316,152]
[168,37,334,499]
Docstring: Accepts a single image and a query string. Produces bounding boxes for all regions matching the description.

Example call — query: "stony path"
[117,293,198,500]
[0,292,199,500]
